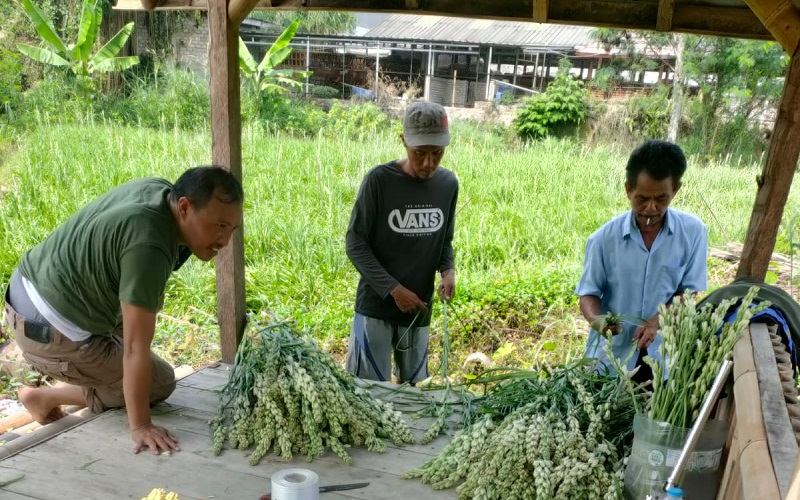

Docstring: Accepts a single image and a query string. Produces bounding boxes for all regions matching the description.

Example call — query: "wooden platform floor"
[0,363,456,500]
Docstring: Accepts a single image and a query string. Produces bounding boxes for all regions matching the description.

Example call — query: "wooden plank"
[161,384,220,414]
[113,0,786,41]
[733,328,782,500]
[742,0,800,53]
[228,0,263,23]
[1,408,454,499]
[737,40,800,280]
[533,0,549,23]
[672,5,771,40]
[176,367,228,391]
[750,323,798,498]
[656,0,675,32]
[209,0,247,364]
[0,489,40,500]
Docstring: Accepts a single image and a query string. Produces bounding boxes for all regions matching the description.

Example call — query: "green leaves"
[239,19,309,96]
[20,0,67,54]
[16,44,70,67]
[17,0,138,79]
[90,22,137,73]
[513,59,590,141]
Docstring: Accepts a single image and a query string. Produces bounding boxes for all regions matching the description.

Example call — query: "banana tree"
[239,19,311,95]
[16,0,139,78]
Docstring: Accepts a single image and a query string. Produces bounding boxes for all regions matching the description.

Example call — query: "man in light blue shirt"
[576,140,708,383]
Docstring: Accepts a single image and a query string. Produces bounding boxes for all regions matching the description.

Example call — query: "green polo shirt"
[19,178,190,335]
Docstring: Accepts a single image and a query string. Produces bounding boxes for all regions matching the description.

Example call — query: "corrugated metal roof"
[365,14,595,49]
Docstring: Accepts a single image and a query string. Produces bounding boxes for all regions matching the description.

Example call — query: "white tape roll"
[270,468,320,500]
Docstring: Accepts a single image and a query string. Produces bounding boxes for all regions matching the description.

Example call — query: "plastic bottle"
[665,486,684,499]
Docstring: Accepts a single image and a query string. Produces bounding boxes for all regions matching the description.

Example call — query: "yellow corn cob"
[141,488,180,500]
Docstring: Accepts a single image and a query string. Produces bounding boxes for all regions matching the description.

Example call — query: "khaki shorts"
[345,313,429,384]
[3,283,176,414]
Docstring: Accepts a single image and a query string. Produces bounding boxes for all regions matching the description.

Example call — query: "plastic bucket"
[623,413,727,500]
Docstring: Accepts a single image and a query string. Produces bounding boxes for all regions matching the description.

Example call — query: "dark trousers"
[631,348,654,387]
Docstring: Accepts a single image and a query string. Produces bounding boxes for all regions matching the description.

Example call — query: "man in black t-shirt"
[345,101,459,384]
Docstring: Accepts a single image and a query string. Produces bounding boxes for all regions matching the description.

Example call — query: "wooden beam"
[112,0,780,40]
[737,40,800,281]
[742,0,800,53]
[209,0,247,364]
[533,0,549,23]
[733,327,783,500]
[751,323,798,498]
[657,0,675,32]
[228,0,262,24]
[672,5,771,40]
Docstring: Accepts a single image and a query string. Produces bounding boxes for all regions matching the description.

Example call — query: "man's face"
[177,192,243,261]
[625,171,678,229]
[402,135,446,180]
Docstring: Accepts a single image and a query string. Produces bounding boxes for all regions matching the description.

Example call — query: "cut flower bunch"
[647,286,766,428]
[210,321,415,465]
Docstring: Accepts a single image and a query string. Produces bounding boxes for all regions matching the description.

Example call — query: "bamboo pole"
[0,411,33,433]
[732,328,782,500]
[0,409,98,460]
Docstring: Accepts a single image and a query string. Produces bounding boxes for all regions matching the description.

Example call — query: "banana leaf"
[16,44,69,67]
[22,0,67,54]
[90,22,135,72]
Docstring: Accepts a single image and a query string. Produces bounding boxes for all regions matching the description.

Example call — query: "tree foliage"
[514,59,591,141]
[590,28,788,157]
[239,18,310,95]
[16,0,138,78]
[248,10,357,35]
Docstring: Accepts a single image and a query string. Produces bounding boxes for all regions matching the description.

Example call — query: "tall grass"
[1,121,798,368]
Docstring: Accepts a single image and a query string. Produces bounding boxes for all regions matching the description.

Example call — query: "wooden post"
[209,0,246,363]
[737,40,800,281]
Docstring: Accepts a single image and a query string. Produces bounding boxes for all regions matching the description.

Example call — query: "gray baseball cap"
[403,101,450,148]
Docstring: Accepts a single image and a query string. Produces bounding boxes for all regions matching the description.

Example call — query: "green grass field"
[1,121,799,377]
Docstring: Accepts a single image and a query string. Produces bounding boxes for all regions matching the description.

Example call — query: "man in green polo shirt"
[2,166,243,456]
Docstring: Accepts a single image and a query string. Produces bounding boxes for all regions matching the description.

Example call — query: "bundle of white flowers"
[211,321,415,465]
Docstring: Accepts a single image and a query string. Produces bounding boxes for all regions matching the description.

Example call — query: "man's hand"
[132,423,180,455]
[438,269,456,302]
[390,284,429,314]
[633,317,659,349]
[590,314,621,336]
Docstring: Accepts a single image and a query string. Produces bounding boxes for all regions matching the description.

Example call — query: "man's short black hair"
[626,140,687,189]
[169,166,243,208]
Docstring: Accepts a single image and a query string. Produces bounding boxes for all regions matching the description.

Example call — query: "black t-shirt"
[345,161,458,326]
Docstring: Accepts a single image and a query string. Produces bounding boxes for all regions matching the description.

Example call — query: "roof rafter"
[533,0,549,23]
[743,0,800,52]
[114,0,782,42]
[657,0,675,32]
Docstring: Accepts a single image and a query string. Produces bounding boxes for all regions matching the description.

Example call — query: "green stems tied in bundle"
[210,321,415,465]
[647,286,767,428]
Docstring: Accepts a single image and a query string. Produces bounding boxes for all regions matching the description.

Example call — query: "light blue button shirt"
[575,208,708,372]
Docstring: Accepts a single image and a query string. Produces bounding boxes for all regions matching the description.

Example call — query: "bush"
[0,50,23,115]
[18,72,95,124]
[678,95,769,162]
[310,85,340,98]
[625,84,671,139]
[104,66,210,130]
[513,60,591,141]
[324,101,391,139]
[445,270,579,355]
[252,93,327,136]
